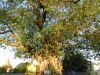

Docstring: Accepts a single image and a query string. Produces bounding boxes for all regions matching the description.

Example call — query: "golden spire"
[3,58,13,72]
[5,58,12,68]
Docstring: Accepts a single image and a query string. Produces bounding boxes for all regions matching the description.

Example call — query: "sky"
[0,46,27,68]
[0,46,100,70]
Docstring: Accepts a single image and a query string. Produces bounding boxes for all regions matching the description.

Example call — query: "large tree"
[0,0,99,58]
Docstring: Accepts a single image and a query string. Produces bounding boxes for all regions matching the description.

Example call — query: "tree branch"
[67,13,77,23]
[0,30,26,50]
[0,38,2,41]
[36,0,46,30]
[0,30,12,34]
[69,0,80,4]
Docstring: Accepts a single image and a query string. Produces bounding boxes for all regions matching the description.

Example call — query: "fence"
[0,72,99,75]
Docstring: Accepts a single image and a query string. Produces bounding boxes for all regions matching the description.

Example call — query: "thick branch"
[36,0,46,30]
[0,38,3,41]
[69,0,80,4]
[0,37,24,49]
[7,42,24,48]
[0,31,26,50]
[6,42,20,47]
[0,30,12,34]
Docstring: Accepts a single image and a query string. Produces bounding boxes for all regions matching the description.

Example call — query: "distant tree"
[0,67,6,73]
[63,48,93,72]
[14,62,27,73]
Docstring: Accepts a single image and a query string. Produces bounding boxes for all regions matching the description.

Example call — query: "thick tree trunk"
[36,55,63,75]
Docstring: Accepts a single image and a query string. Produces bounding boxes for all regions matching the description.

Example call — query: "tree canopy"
[0,67,6,73]
[63,49,93,72]
[14,62,27,73]
[0,0,99,58]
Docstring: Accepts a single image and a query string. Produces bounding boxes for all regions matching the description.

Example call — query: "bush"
[0,67,6,73]
[14,62,27,73]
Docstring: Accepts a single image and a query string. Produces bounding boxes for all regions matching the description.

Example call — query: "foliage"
[0,0,99,58]
[0,67,6,73]
[63,48,93,72]
[14,62,27,73]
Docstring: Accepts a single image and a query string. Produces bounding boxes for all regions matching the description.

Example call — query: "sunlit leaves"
[0,0,99,58]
